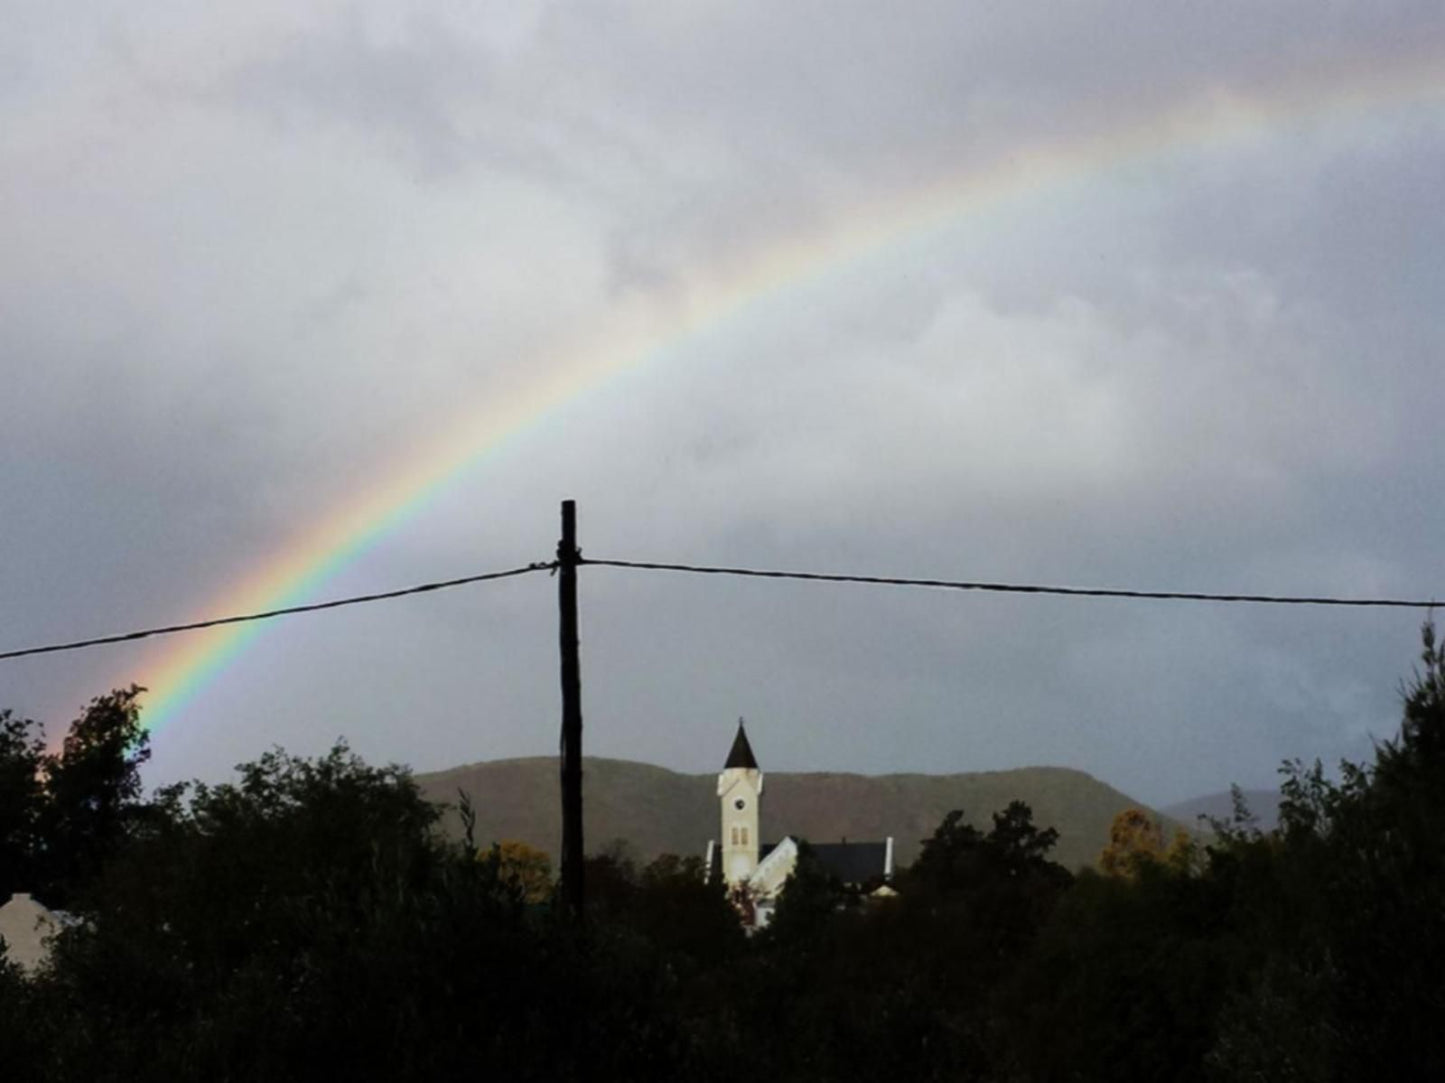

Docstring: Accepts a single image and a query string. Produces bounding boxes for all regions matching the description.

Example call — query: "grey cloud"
[3,2,1443,809]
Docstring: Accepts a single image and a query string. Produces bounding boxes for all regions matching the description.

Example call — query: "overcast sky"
[3,2,1443,807]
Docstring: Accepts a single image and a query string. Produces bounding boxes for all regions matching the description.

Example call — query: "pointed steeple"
[724,718,758,769]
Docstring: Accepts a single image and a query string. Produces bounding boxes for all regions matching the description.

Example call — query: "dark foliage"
[0,708,45,900]
[21,743,561,1080]
[1,687,153,908]
[6,625,1445,1079]
[1005,622,1445,1082]
[1203,621,1445,1079]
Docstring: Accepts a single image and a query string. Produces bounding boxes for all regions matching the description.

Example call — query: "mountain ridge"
[415,756,1176,872]
[1161,788,1282,832]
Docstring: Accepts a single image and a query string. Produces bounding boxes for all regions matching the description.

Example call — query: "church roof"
[724,721,758,769]
[808,841,890,885]
[760,839,891,885]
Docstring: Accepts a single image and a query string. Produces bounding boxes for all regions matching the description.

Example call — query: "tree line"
[3,627,1445,1079]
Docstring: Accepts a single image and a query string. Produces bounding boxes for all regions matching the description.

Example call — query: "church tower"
[717,719,763,888]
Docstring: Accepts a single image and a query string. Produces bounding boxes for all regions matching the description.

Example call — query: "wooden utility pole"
[557,499,585,923]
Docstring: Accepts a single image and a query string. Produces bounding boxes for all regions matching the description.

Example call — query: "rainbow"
[132,52,1445,735]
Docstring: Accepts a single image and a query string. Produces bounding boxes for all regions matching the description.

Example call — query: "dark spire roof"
[724,719,758,769]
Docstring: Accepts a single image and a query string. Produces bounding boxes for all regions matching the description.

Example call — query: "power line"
[4,551,1438,666]
[0,562,556,662]
[582,557,1440,609]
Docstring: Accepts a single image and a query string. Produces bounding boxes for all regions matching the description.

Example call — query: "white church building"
[705,722,894,927]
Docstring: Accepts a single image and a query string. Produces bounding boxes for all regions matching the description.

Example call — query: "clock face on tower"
[734,798,746,810]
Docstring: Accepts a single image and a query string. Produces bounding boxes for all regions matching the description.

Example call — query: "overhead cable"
[582,558,1439,609]
[0,563,556,662]
[3,553,1437,666]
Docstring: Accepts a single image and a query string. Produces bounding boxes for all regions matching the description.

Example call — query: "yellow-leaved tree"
[1100,807,1164,876]
[486,839,553,904]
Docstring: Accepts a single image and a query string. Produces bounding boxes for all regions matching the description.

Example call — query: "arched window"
[741,827,749,846]
[731,826,739,845]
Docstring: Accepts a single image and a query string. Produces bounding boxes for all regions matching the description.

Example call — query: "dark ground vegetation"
[4,626,1445,1080]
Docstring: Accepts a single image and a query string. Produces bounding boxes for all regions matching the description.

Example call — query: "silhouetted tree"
[635,853,743,964]
[0,709,44,900]
[1206,621,1445,1079]
[0,688,155,908]
[762,841,850,948]
[31,742,573,1080]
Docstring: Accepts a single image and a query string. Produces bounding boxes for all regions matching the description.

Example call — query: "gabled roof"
[807,841,891,885]
[724,720,758,769]
[760,839,892,885]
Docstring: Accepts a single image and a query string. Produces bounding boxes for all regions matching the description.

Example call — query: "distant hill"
[1161,789,1281,833]
[415,757,1177,872]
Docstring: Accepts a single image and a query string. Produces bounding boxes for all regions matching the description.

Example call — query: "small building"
[705,721,894,927]
[0,892,62,974]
